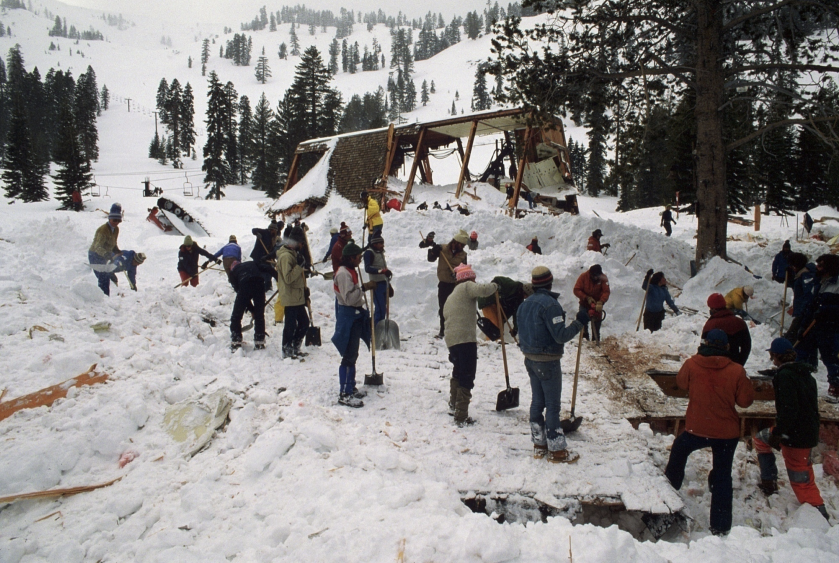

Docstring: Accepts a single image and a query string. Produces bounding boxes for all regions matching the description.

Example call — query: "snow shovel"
[358,267,383,386]
[304,277,321,346]
[494,292,519,411]
[560,330,584,432]
[375,278,400,350]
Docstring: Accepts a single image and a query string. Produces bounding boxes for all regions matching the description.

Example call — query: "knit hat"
[133,252,146,265]
[268,221,279,232]
[184,236,194,246]
[454,263,476,282]
[531,266,553,288]
[707,293,726,309]
[340,225,352,236]
[453,229,470,245]
[288,226,306,245]
[782,240,791,251]
[767,337,794,355]
[427,231,435,239]
[229,235,237,243]
[369,235,384,245]
[743,285,754,297]
[531,236,538,241]
[470,231,478,240]
[704,329,729,349]
[342,241,363,256]
[589,264,603,278]
[108,203,123,221]
[592,229,602,238]
[329,227,338,235]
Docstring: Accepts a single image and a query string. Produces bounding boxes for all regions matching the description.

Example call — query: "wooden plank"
[509,124,533,210]
[455,121,479,199]
[281,153,301,195]
[0,365,108,422]
[645,370,775,401]
[379,124,397,205]
[401,127,426,210]
[0,477,122,505]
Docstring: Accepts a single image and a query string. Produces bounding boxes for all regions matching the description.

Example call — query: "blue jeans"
[664,432,739,533]
[797,330,839,387]
[372,281,387,326]
[88,251,112,295]
[525,358,565,451]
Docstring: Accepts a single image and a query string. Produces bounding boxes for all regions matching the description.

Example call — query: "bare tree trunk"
[694,0,728,266]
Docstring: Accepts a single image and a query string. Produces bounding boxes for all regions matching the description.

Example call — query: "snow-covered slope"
[0,3,838,562]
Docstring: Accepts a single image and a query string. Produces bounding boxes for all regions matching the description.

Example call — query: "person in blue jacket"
[772,240,791,283]
[517,266,589,463]
[210,235,243,285]
[796,253,839,402]
[111,250,146,291]
[784,252,816,341]
[642,270,680,332]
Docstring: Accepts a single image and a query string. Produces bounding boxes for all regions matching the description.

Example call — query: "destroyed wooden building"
[273,107,579,217]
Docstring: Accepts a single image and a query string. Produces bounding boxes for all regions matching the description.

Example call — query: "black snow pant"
[663,222,672,236]
[232,278,266,342]
[437,281,456,336]
[448,342,478,390]
[282,304,309,347]
[643,310,665,333]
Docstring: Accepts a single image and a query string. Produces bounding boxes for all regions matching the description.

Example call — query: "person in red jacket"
[586,229,610,253]
[330,225,353,273]
[664,329,755,536]
[702,293,752,366]
[573,264,610,341]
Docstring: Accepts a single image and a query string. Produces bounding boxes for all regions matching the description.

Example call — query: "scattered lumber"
[0,364,108,422]
[0,477,122,505]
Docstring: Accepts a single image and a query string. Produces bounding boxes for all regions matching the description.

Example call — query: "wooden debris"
[0,364,108,422]
[0,477,122,505]
[34,510,62,522]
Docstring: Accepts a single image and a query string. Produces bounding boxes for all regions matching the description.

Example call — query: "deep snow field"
[0,1,839,562]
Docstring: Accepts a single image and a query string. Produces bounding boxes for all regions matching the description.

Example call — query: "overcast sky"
[58,0,492,24]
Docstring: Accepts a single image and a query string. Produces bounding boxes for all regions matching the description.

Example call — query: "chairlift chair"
[89,175,100,197]
[183,172,194,197]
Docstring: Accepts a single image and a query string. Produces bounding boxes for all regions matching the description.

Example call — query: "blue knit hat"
[704,329,729,349]
[108,203,123,221]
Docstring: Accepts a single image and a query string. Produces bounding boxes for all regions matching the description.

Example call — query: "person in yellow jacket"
[361,190,383,237]
[725,285,755,320]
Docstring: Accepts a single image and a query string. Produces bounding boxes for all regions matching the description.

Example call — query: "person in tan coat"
[443,264,497,426]
[428,229,469,338]
[664,329,755,536]
[277,227,309,359]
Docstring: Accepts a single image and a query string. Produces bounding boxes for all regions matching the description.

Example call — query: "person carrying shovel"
[363,234,392,326]
[428,229,470,339]
[276,226,310,359]
[177,236,217,288]
[573,264,610,342]
[443,264,497,427]
[517,266,589,463]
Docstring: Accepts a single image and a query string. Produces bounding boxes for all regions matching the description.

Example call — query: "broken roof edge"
[294,107,564,155]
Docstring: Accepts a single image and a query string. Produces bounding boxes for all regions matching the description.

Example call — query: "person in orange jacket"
[664,329,755,536]
[587,229,610,253]
[573,264,610,341]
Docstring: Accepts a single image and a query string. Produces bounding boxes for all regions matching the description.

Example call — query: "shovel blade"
[364,372,383,386]
[375,320,400,350]
[559,415,583,433]
[305,325,322,347]
[495,387,520,411]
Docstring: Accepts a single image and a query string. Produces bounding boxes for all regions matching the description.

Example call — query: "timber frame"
[279,107,574,215]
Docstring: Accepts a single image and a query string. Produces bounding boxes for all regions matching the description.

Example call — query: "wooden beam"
[422,156,433,184]
[379,124,398,205]
[282,153,301,195]
[401,127,426,210]
[509,124,533,210]
[455,120,479,199]
[0,365,108,422]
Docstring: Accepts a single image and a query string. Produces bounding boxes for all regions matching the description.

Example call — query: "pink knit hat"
[454,263,476,282]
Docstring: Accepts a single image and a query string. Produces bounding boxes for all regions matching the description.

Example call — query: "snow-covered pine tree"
[471,64,490,110]
[250,93,278,195]
[421,80,429,106]
[223,81,239,184]
[180,83,196,156]
[328,39,339,75]
[202,71,231,200]
[238,95,253,184]
[201,39,209,76]
[52,100,91,207]
[255,47,271,84]
[289,25,300,56]
[100,84,109,110]
[74,65,99,161]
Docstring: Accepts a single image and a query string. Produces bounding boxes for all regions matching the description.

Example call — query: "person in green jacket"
[753,338,828,521]
[276,227,309,359]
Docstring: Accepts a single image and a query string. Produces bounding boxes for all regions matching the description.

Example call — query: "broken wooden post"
[282,153,301,194]
[754,204,761,232]
[379,124,398,205]
[455,121,479,199]
[0,365,108,422]
[509,124,533,210]
[401,127,427,210]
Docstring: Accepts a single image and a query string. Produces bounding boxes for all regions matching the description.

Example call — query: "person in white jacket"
[443,263,498,426]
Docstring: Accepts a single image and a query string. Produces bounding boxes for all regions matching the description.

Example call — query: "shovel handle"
[636,280,650,331]
[570,329,583,416]
[793,319,817,347]
[496,292,511,389]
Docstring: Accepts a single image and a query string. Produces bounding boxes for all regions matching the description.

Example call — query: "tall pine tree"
[202,71,231,199]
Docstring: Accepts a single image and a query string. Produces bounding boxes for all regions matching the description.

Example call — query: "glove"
[586,296,596,305]
[296,252,305,266]
[576,310,590,325]
[304,287,310,299]
[362,280,377,291]
[388,284,395,298]
[602,243,610,249]
[767,432,784,450]
[595,302,603,313]
[646,269,654,278]
[215,258,222,265]
[201,260,210,269]
[381,268,392,279]
[673,309,681,316]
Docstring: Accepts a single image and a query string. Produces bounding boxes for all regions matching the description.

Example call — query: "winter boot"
[454,387,473,426]
[254,340,265,350]
[338,393,364,408]
[758,479,778,496]
[448,378,460,416]
[827,385,839,404]
[352,386,368,399]
[816,505,830,522]
[533,444,548,459]
[282,344,297,359]
[230,336,243,352]
[293,338,308,357]
[547,449,580,464]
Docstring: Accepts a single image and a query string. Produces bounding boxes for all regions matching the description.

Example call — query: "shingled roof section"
[328,129,390,204]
